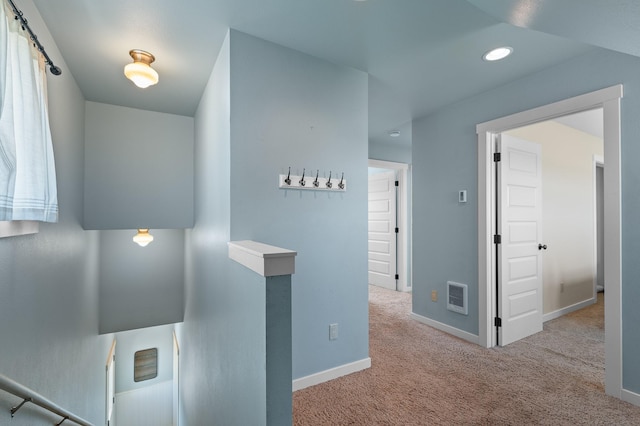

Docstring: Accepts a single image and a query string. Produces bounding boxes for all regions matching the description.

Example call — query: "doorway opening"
[108,323,181,426]
[368,159,411,292]
[477,85,622,397]
[493,110,604,346]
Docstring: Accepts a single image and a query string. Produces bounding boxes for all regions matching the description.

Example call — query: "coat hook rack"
[279,168,346,192]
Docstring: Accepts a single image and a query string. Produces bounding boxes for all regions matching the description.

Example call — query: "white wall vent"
[447,281,468,315]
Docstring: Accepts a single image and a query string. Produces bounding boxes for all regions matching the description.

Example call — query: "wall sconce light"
[124,49,159,88]
[133,228,154,247]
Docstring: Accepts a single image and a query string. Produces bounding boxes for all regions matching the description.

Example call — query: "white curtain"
[0,1,58,222]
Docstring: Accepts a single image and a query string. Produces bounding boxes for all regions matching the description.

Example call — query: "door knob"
[538,244,547,250]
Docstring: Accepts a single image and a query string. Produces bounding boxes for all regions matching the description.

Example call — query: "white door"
[368,170,397,290]
[498,134,544,346]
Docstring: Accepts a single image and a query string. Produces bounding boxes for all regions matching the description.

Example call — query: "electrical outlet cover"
[329,323,338,340]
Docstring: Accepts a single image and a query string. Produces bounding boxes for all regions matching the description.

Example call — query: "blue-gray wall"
[98,229,185,334]
[0,1,112,424]
[412,47,640,392]
[177,29,369,423]
[178,32,259,425]
[369,140,412,164]
[229,30,369,379]
[84,102,194,230]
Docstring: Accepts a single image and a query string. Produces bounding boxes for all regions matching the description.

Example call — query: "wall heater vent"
[447,281,468,315]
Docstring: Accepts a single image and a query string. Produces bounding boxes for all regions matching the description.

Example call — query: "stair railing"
[0,373,93,425]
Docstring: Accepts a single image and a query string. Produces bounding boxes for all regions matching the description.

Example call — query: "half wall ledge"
[228,240,297,277]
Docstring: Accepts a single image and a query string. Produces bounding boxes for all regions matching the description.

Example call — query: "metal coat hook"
[338,172,345,190]
[299,168,306,186]
[284,167,291,185]
[326,171,332,188]
[313,170,320,187]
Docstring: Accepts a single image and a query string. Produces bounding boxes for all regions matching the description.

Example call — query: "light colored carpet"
[293,286,640,425]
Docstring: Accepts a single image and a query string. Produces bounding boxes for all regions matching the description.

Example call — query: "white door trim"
[593,155,605,301]
[368,159,411,291]
[476,84,623,397]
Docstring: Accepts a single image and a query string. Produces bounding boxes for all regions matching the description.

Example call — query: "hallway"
[293,287,638,425]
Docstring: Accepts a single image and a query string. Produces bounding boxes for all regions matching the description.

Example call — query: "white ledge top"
[228,240,297,277]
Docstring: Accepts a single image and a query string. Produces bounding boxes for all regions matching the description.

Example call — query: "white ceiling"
[554,109,604,139]
[28,0,635,148]
[468,0,640,57]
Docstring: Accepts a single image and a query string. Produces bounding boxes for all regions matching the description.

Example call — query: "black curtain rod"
[6,0,61,75]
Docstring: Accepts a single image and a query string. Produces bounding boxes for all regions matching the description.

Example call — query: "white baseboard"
[409,312,479,345]
[622,388,640,407]
[543,297,596,323]
[292,357,371,391]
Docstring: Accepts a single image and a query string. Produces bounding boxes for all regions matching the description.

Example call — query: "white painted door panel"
[498,134,543,346]
[368,170,397,290]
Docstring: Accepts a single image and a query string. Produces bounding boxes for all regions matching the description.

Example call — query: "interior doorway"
[494,110,604,346]
[477,85,623,397]
[368,159,411,292]
[110,323,179,425]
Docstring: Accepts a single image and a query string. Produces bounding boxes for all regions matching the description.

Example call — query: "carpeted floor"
[293,286,640,425]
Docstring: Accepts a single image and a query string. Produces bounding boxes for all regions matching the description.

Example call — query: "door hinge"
[395,180,399,187]
[494,317,502,327]
[493,152,501,162]
[395,227,399,233]
[493,234,501,244]
[395,274,399,280]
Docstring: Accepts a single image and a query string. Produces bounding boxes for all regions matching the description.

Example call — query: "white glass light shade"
[133,228,154,247]
[124,50,159,88]
[124,62,159,88]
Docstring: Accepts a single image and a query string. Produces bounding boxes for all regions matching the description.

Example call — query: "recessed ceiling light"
[483,46,513,62]
[389,130,401,137]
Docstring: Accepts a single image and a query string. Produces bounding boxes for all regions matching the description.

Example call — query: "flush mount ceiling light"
[389,130,401,137]
[124,49,159,88]
[483,46,513,62]
[133,228,154,247]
